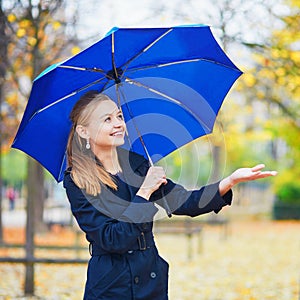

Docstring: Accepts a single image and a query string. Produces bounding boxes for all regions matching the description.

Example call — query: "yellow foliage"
[71,46,81,56]
[252,53,268,66]
[234,81,244,92]
[246,105,253,114]
[27,37,37,47]
[52,21,61,30]
[19,19,31,28]
[256,90,265,99]
[275,67,286,77]
[251,128,273,141]
[23,65,33,79]
[292,76,300,86]
[242,73,256,87]
[5,93,18,106]
[13,57,23,69]
[16,28,26,38]
[291,0,300,7]
[26,26,36,37]
[279,48,290,59]
[7,14,16,23]
[270,48,281,59]
[290,51,300,63]
[277,76,286,85]
[173,155,182,167]
[258,68,275,80]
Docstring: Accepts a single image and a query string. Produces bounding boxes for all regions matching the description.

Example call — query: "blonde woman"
[63,90,277,300]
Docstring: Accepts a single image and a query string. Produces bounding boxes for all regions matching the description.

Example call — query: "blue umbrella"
[12,25,242,183]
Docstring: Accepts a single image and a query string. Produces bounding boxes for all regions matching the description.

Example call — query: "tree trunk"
[34,161,46,232]
[24,157,45,295]
[0,0,8,244]
[0,86,3,244]
[0,93,3,244]
[25,157,36,295]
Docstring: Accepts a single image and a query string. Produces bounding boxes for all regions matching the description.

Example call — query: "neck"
[94,146,121,174]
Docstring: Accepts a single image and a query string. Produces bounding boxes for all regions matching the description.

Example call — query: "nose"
[113,116,123,127]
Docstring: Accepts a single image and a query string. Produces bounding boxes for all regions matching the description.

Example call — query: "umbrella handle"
[161,186,172,218]
[148,156,172,218]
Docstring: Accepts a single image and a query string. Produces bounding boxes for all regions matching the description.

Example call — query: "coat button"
[134,276,139,284]
[128,250,133,254]
[150,272,156,279]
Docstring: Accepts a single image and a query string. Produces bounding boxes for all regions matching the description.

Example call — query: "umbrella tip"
[105,27,119,37]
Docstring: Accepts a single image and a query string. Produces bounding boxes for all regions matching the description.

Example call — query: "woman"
[63,91,277,300]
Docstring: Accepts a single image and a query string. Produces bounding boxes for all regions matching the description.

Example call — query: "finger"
[251,164,265,172]
[160,178,168,185]
[258,171,278,177]
[154,167,166,177]
[250,171,277,181]
[153,166,164,171]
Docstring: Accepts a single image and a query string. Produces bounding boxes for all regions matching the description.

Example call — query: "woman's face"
[82,100,126,149]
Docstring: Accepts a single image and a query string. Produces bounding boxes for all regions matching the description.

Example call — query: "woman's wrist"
[219,175,235,196]
[136,188,152,200]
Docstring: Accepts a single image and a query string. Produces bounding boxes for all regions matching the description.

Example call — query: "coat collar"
[64,147,149,182]
[117,147,148,175]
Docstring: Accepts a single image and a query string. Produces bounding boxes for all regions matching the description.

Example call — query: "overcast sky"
[66,0,288,69]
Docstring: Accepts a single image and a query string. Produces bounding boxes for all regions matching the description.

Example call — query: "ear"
[75,125,89,139]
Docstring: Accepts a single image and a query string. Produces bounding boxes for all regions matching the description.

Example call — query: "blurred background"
[0,0,299,299]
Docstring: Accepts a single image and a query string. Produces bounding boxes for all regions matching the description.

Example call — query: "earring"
[86,138,90,150]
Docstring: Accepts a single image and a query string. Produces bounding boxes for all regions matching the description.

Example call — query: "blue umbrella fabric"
[12,25,242,182]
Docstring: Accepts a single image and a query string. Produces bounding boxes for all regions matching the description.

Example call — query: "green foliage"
[273,169,300,204]
[276,183,300,204]
[2,149,27,184]
[159,139,212,187]
[230,0,300,199]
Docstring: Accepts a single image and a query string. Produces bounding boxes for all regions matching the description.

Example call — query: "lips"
[110,131,124,136]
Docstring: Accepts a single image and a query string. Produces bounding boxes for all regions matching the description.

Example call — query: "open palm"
[230,164,277,184]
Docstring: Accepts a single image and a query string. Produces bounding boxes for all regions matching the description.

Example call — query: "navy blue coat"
[63,148,232,300]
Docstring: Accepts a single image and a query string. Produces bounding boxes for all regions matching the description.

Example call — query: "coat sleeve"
[151,179,232,217]
[63,173,157,254]
[134,158,232,217]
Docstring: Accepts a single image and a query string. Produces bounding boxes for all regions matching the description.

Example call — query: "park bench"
[153,215,230,260]
[199,215,230,240]
[0,226,87,264]
[43,203,73,230]
[154,218,203,260]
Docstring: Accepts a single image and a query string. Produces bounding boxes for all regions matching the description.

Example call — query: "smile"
[110,131,124,136]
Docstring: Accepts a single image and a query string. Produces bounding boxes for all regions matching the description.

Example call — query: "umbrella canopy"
[12,25,242,182]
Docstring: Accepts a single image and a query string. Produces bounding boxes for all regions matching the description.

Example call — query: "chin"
[114,138,125,146]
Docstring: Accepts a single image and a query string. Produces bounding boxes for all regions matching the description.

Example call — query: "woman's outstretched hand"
[219,164,277,196]
[230,164,278,184]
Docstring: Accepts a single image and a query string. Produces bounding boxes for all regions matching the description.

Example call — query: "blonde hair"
[66,91,117,196]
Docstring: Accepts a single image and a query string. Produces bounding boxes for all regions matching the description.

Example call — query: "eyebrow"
[99,108,122,119]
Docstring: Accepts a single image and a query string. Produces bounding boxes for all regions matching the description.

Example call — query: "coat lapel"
[117,147,149,199]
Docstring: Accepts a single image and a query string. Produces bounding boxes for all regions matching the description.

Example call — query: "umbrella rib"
[31,76,107,118]
[125,58,240,74]
[124,77,211,133]
[119,29,173,78]
[58,65,107,74]
[111,32,119,82]
[58,154,67,182]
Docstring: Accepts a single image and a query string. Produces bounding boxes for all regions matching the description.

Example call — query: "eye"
[117,113,123,120]
[104,116,111,122]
